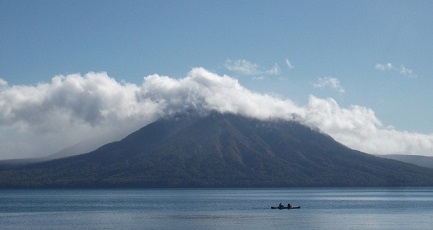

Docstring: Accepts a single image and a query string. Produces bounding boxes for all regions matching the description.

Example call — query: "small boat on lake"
[271,204,300,209]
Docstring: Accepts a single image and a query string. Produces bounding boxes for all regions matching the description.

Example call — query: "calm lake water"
[0,188,432,230]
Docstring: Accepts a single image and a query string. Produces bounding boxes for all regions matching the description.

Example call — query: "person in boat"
[287,203,292,209]
[278,203,284,209]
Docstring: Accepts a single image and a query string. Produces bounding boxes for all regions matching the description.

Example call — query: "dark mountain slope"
[1,112,433,188]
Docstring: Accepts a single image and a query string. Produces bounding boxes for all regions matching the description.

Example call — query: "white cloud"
[375,63,417,78]
[0,68,299,159]
[0,78,7,93]
[0,68,432,159]
[285,58,294,69]
[225,59,261,75]
[399,65,416,78]
[0,72,161,159]
[225,59,280,76]
[304,96,433,155]
[266,64,281,75]
[375,63,394,71]
[138,68,300,119]
[313,77,345,93]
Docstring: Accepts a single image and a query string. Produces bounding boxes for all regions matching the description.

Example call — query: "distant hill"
[1,112,433,188]
[44,136,110,160]
[378,154,433,169]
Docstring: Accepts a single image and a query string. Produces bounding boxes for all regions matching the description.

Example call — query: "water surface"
[1,188,432,229]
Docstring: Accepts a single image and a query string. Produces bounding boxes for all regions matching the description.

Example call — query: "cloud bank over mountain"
[0,68,432,159]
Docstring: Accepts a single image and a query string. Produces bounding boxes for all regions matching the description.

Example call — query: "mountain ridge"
[378,154,433,169]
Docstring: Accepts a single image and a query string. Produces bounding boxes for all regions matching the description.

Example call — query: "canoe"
[271,206,300,209]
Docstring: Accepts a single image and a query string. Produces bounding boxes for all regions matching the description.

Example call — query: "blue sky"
[1,0,433,159]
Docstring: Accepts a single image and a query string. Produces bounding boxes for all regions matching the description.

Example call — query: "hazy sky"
[1,1,433,159]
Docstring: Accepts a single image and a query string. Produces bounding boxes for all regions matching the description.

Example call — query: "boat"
[271,205,300,209]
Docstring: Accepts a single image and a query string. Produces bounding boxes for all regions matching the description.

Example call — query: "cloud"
[313,77,345,93]
[0,68,432,159]
[0,78,8,93]
[285,58,294,69]
[375,63,394,71]
[225,59,261,75]
[304,96,433,155]
[138,68,299,119]
[0,69,298,159]
[225,59,280,76]
[266,64,281,75]
[0,72,161,159]
[375,63,417,78]
[399,65,416,78]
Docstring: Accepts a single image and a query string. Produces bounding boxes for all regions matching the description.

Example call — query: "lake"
[0,188,432,229]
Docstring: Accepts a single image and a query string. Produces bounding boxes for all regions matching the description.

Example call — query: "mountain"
[0,140,100,167]
[44,135,112,160]
[1,112,433,188]
[378,154,433,169]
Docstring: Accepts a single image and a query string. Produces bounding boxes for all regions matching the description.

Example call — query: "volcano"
[1,112,433,188]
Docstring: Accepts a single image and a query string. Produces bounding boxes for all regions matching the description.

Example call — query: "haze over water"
[1,188,432,230]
